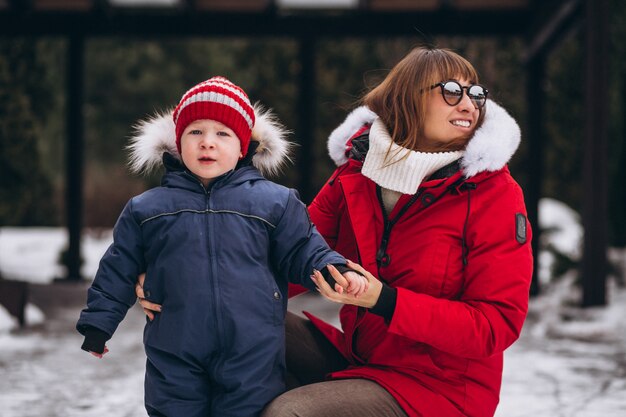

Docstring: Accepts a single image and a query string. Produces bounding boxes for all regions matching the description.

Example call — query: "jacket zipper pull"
[376,224,392,267]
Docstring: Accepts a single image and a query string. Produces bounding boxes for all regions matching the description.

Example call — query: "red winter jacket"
[291,101,533,417]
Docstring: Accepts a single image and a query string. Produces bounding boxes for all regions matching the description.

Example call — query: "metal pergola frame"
[0,0,609,306]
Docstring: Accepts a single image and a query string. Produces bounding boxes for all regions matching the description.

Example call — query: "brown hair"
[363,46,486,153]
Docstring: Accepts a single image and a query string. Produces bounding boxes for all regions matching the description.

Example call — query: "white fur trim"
[327,106,377,166]
[128,110,178,174]
[250,103,293,177]
[460,99,521,177]
[127,104,292,178]
[327,100,521,178]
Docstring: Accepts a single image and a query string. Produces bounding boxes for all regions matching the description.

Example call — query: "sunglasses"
[430,80,488,109]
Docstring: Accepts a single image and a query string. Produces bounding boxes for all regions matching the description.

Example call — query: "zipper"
[206,187,224,353]
[375,186,423,270]
[190,174,224,351]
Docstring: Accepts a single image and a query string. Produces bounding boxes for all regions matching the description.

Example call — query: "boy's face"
[180,119,242,187]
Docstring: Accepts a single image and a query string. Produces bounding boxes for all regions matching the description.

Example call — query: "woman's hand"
[311,260,382,308]
[135,273,161,321]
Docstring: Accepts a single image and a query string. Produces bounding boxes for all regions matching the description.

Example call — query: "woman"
[139,46,533,417]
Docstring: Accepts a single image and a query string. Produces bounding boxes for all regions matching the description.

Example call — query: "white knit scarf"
[362,118,464,195]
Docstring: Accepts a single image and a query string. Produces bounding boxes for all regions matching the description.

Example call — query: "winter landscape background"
[1,198,625,417]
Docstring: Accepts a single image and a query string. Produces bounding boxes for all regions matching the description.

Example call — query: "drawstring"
[461,183,476,267]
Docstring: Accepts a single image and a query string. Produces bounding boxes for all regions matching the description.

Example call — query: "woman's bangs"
[440,58,479,84]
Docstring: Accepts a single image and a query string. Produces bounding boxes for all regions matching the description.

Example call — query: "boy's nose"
[199,135,216,148]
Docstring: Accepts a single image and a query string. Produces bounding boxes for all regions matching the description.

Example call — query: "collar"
[361,118,464,194]
[327,100,521,179]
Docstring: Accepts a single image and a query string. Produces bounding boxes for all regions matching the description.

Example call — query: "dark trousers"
[262,312,408,417]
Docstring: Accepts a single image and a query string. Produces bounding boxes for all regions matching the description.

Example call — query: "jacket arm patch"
[515,213,527,244]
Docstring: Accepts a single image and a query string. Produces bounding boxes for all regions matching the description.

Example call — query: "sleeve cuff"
[368,283,397,322]
[81,327,110,354]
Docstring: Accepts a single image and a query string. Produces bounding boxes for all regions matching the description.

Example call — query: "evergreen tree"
[0,40,56,226]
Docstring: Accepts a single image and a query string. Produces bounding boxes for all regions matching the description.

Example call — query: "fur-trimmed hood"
[327,99,521,178]
[127,104,292,178]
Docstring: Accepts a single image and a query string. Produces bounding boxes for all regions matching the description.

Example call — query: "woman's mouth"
[451,120,471,128]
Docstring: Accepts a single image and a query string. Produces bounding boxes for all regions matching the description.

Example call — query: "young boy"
[76,76,367,417]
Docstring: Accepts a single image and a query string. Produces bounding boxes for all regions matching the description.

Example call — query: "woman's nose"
[457,92,475,112]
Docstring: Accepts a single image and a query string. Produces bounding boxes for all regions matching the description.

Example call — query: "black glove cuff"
[81,327,110,354]
[368,283,397,322]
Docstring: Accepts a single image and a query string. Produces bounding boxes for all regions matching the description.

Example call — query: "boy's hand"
[317,265,369,297]
[89,346,109,359]
[342,270,369,297]
[311,261,382,308]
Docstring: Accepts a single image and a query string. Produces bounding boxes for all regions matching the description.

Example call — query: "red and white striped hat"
[172,76,255,157]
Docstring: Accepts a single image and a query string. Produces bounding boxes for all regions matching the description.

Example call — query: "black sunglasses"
[430,80,488,109]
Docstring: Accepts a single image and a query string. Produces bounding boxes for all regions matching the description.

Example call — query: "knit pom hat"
[172,76,255,157]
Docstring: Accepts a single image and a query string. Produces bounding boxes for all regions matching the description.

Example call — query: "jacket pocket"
[269,283,284,326]
[259,272,284,326]
[426,240,464,299]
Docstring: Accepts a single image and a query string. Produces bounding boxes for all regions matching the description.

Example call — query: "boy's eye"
[217,131,231,137]
[188,129,202,135]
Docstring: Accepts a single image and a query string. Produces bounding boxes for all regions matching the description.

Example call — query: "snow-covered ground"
[1,198,625,417]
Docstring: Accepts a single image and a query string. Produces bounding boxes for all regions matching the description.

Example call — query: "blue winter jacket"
[76,157,345,412]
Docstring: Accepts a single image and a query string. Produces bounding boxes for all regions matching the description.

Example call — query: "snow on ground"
[0,227,112,285]
[495,274,626,417]
[1,198,626,416]
[0,289,147,417]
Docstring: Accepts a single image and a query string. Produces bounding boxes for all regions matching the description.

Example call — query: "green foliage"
[34,39,66,187]
[79,39,301,225]
[315,38,401,190]
[0,40,57,226]
[3,1,626,239]
[543,33,584,213]
[537,0,626,247]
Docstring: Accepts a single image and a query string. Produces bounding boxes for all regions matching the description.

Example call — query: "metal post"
[297,37,315,204]
[526,53,546,296]
[581,0,608,306]
[523,0,585,296]
[63,35,85,281]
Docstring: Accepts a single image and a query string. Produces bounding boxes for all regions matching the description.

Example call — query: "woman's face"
[421,77,480,151]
